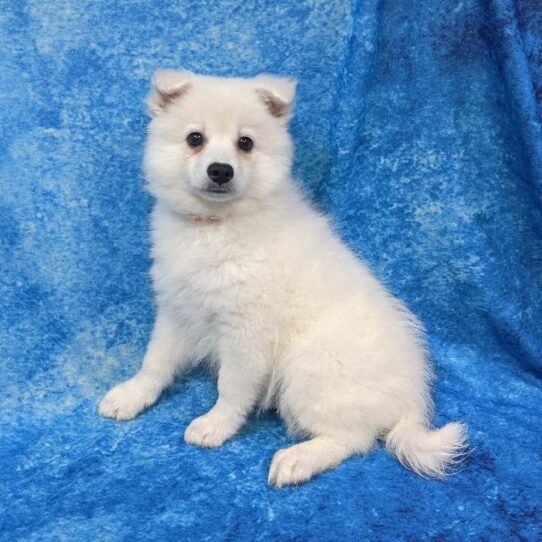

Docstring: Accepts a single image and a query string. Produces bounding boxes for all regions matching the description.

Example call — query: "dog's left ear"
[254,75,297,124]
[147,69,194,116]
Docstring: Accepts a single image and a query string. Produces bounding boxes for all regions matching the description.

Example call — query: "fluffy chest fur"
[150,204,284,359]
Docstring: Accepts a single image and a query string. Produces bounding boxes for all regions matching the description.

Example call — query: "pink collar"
[187,214,222,224]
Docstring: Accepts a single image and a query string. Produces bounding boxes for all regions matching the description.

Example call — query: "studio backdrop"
[1,1,541,540]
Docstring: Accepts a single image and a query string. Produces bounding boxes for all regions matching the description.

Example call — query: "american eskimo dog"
[99,70,466,486]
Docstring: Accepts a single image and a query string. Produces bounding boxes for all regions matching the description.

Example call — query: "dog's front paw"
[98,378,159,421]
[184,411,239,448]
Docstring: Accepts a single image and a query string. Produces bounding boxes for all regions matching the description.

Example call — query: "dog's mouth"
[199,185,237,201]
[205,187,231,194]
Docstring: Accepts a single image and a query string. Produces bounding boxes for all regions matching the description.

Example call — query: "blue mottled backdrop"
[1,0,541,540]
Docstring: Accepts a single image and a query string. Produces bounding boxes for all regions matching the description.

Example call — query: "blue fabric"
[1,1,541,540]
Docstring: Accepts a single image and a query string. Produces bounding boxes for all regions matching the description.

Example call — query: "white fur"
[99,71,467,486]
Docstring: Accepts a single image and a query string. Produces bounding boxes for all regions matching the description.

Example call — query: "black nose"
[207,162,234,185]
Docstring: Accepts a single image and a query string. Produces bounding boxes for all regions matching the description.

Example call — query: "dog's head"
[144,70,296,215]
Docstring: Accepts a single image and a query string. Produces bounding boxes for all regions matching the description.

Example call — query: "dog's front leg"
[184,332,268,448]
[99,306,189,420]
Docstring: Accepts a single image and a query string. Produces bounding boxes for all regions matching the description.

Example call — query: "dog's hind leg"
[268,433,374,487]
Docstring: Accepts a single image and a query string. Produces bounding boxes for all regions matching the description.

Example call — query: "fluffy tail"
[385,415,468,477]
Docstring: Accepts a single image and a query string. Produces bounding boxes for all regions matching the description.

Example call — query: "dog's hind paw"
[268,446,317,487]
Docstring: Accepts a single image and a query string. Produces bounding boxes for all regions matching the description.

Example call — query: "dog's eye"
[238,136,253,152]
[186,132,204,148]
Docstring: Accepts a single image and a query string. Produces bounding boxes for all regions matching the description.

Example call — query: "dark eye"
[186,132,204,148]
[238,136,253,152]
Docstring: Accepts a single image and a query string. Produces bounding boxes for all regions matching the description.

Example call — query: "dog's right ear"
[147,70,194,116]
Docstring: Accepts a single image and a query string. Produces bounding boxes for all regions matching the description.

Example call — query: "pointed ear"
[147,69,194,116]
[254,75,297,123]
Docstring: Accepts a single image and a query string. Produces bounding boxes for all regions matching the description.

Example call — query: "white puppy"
[99,70,467,486]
